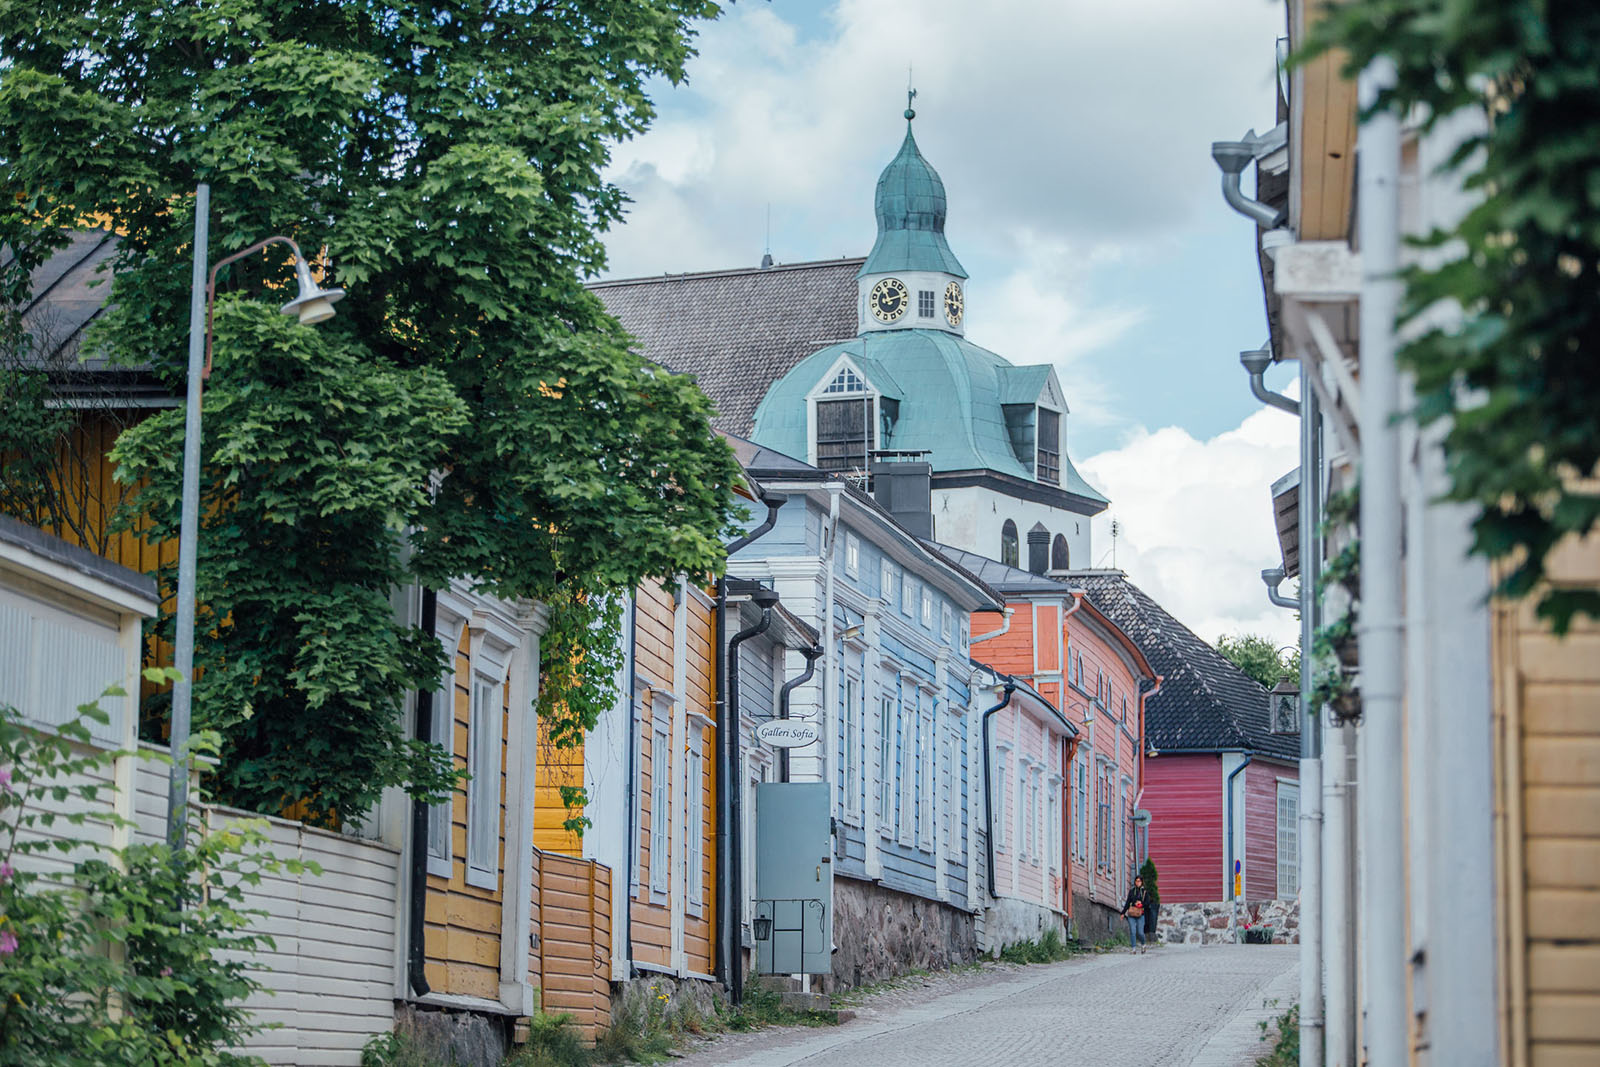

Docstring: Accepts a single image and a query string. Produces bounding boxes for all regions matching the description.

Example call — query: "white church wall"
[931,486,1093,571]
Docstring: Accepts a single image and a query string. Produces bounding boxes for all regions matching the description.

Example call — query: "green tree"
[0,0,742,824]
[1303,2,1600,632]
[1215,633,1300,689]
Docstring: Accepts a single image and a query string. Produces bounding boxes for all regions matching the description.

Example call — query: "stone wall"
[610,972,726,1035]
[980,897,1068,954]
[394,1004,510,1067]
[830,875,978,991]
[1153,898,1300,945]
[1070,891,1124,944]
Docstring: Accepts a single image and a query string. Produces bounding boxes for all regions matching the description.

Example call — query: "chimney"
[870,457,933,540]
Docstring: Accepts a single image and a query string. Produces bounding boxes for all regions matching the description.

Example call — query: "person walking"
[1123,875,1151,953]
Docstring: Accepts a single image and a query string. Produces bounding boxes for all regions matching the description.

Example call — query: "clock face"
[944,281,964,327]
[869,277,909,323]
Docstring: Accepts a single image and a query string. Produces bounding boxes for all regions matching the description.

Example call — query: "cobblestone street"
[677,945,1298,1067]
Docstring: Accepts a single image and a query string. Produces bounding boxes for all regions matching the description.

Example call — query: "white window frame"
[426,594,473,880]
[1277,780,1301,898]
[807,355,880,472]
[842,672,863,823]
[880,558,896,604]
[920,588,933,628]
[844,531,861,578]
[917,703,935,851]
[941,603,953,641]
[464,612,518,891]
[878,693,896,832]
[994,745,1011,852]
[686,721,708,914]
[902,577,917,618]
[942,720,957,850]
[899,691,916,846]
[1047,773,1063,873]
[917,289,935,318]
[650,715,672,898]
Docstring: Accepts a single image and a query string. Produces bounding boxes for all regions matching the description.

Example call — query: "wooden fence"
[532,851,613,1040]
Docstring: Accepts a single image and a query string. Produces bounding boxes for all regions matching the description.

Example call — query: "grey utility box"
[753,781,832,976]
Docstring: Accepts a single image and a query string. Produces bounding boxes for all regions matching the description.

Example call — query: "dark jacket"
[1123,885,1150,918]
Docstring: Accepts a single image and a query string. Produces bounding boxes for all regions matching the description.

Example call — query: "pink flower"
[0,862,12,883]
[0,768,12,794]
[0,930,17,955]
[160,967,173,978]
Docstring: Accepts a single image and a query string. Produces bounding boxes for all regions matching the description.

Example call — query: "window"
[899,695,916,845]
[920,588,933,628]
[918,705,935,850]
[1073,757,1088,861]
[1037,408,1061,485]
[1277,782,1301,897]
[994,755,1010,852]
[1097,669,1105,705]
[878,694,896,828]
[960,619,969,651]
[843,675,862,820]
[902,577,917,618]
[466,677,502,889]
[1051,534,1070,571]
[1047,779,1061,872]
[1023,767,1037,861]
[1121,694,1129,723]
[844,532,860,577]
[650,720,671,895]
[1096,762,1112,873]
[816,397,873,472]
[823,366,867,393]
[943,724,957,849]
[687,727,705,910]
[427,678,455,877]
[941,603,953,641]
[1000,520,1019,568]
[918,289,935,317]
[880,558,897,603]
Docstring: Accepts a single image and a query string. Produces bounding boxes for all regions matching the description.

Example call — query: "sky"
[598,0,1301,647]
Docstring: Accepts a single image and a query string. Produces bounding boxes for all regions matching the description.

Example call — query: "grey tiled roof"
[934,548,1298,760]
[588,258,864,436]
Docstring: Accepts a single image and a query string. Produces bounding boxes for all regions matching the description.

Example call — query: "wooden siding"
[1292,0,1358,241]
[1495,534,1600,1065]
[535,716,584,856]
[1143,754,1223,903]
[423,628,508,1001]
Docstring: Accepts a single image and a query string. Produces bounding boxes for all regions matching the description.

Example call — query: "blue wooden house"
[725,437,1002,989]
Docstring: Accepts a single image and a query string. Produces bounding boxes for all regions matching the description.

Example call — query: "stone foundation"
[1069,891,1124,944]
[829,876,978,991]
[394,1002,511,1067]
[611,971,726,1033]
[980,897,1068,954]
[1153,898,1300,945]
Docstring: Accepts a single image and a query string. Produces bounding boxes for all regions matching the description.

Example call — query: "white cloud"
[1080,401,1301,649]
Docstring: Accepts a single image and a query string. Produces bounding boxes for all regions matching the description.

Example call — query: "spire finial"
[905,68,916,121]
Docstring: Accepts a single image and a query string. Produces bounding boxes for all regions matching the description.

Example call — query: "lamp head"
[281,257,345,325]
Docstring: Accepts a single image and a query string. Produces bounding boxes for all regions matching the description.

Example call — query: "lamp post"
[167,182,345,850]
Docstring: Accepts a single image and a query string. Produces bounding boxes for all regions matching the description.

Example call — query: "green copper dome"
[858,123,968,280]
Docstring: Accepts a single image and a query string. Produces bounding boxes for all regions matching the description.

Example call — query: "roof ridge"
[589,257,866,287]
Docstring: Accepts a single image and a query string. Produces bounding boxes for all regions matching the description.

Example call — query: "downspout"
[406,586,438,996]
[1134,674,1163,812]
[1299,390,1326,1067]
[622,594,640,972]
[1241,346,1301,416]
[1357,53,1408,1067]
[776,645,824,782]
[1262,567,1299,610]
[1055,592,1086,918]
[980,678,1018,899]
[968,605,1013,645]
[1225,754,1255,934]
[725,594,776,1007]
[715,493,785,992]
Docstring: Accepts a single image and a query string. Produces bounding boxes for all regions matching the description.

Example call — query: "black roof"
[935,547,1297,760]
[4,230,170,405]
[589,257,863,436]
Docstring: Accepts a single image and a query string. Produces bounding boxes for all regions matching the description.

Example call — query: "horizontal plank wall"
[536,854,613,1039]
[1496,534,1600,1065]
[1142,754,1223,903]
[536,714,584,856]
[685,589,717,975]
[630,581,675,971]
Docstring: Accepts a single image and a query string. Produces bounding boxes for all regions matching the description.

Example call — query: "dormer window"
[810,358,893,475]
[823,366,867,394]
[1036,408,1061,485]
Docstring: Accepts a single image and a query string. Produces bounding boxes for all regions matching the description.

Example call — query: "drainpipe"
[621,594,640,972]
[1357,54,1407,1067]
[968,605,1014,646]
[776,645,824,782]
[1299,389,1325,1067]
[726,587,778,1007]
[980,678,1018,899]
[1241,346,1301,416]
[1225,754,1254,938]
[406,586,438,996]
[715,493,785,994]
[1261,567,1298,610]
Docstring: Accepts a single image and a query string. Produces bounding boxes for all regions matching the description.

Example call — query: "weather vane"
[905,71,917,122]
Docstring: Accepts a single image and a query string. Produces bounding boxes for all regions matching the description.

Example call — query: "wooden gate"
[530,851,613,1041]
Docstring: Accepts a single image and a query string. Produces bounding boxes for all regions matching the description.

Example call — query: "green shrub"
[1255,1001,1299,1067]
[0,676,307,1065]
[997,928,1076,965]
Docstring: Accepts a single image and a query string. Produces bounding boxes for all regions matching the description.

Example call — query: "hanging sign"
[755,719,821,749]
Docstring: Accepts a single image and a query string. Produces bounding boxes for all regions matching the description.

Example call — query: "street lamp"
[1270,676,1301,735]
[166,182,345,850]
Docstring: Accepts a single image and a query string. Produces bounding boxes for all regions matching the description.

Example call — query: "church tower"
[856,97,969,338]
